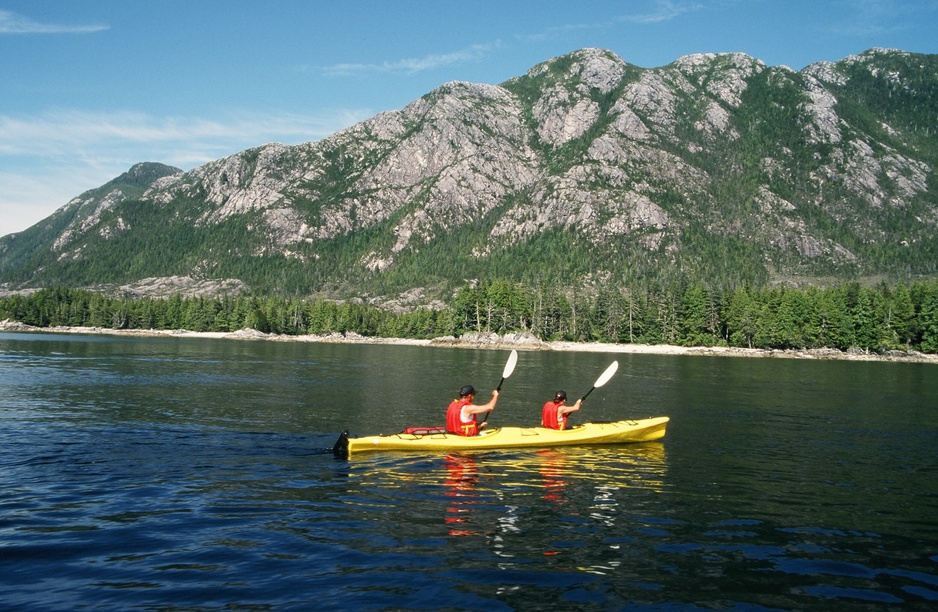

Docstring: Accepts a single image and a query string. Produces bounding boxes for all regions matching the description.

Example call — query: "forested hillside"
[1,48,937,303]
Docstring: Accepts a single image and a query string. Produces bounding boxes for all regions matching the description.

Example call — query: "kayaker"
[541,390,582,430]
[446,385,499,436]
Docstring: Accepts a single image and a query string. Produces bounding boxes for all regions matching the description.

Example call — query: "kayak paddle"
[497,349,519,391]
[580,360,619,402]
[483,349,518,428]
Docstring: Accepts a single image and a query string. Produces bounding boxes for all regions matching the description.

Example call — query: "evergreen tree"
[724,286,757,348]
[678,284,711,347]
[888,283,916,348]
[919,283,938,353]
[812,287,853,350]
[3,278,938,354]
[852,287,885,350]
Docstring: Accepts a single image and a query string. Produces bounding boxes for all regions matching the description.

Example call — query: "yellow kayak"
[332,416,669,458]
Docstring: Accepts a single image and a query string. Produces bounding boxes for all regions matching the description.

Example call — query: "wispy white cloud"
[321,42,501,76]
[521,0,702,42]
[0,9,109,34]
[0,108,371,236]
[0,109,369,159]
[614,0,704,24]
[819,0,936,37]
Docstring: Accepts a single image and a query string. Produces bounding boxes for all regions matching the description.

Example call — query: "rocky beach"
[2,320,936,364]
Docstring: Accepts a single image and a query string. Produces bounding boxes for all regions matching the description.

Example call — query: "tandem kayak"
[332,416,669,458]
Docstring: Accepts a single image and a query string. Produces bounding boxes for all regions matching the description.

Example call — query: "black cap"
[460,385,476,397]
[554,390,567,401]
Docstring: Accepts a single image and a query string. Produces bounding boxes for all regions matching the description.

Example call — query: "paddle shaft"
[483,349,517,426]
[580,386,599,402]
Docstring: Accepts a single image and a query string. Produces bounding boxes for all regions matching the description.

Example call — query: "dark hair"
[554,390,567,401]
[459,385,476,397]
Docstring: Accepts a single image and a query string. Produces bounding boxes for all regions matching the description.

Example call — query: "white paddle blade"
[502,349,519,379]
[594,360,619,388]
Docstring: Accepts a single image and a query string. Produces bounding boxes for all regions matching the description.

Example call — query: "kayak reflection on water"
[346,444,669,544]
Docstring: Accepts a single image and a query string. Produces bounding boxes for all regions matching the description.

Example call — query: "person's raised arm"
[561,398,582,416]
[468,389,498,415]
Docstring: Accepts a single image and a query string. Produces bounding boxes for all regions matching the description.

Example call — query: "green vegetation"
[4,280,938,354]
[2,48,938,330]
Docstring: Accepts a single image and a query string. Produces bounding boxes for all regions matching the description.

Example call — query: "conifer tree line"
[2,280,938,353]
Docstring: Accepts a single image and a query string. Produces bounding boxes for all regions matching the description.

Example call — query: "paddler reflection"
[443,454,480,536]
[537,448,569,503]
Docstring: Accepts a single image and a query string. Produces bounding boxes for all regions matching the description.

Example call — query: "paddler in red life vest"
[446,385,499,436]
[541,390,582,430]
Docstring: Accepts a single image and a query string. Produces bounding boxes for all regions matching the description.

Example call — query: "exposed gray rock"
[3,46,936,298]
[116,276,247,298]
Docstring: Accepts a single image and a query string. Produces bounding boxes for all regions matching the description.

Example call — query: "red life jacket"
[541,400,567,430]
[446,398,478,436]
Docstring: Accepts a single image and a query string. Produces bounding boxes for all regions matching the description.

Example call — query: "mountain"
[1,47,936,301]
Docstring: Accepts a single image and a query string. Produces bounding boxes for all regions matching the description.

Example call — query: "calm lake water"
[1,331,936,611]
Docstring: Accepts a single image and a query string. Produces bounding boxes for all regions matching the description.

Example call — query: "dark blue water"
[1,331,937,610]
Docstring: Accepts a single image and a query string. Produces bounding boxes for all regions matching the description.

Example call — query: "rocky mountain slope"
[1,47,936,300]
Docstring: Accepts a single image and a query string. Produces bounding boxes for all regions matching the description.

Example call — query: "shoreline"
[2,320,936,364]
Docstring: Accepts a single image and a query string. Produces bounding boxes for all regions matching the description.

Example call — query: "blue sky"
[2,0,937,237]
